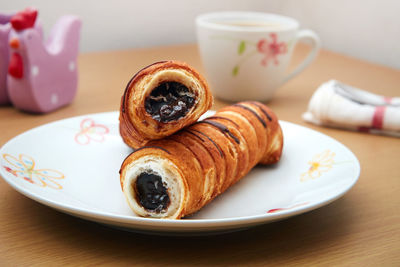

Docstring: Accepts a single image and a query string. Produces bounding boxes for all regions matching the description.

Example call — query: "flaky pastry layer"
[120,101,283,219]
[119,61,213,149]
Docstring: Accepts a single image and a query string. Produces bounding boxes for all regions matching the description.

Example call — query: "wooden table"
[0,44,399,266]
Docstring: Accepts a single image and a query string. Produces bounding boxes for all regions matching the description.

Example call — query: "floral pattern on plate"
[2,153,65,189]
[74,118,109,145]
[267,202,309,213]
[300,150,336,182]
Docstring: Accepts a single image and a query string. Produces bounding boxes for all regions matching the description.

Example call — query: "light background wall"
[2,0,400,69]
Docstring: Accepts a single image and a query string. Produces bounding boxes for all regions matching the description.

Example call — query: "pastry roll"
[119,61,213,149]
[119,101,283,219]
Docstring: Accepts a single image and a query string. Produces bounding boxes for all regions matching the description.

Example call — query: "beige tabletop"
[0,44,399,266]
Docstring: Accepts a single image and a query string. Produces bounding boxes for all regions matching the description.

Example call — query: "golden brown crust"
[202,116,249,186]
[168,131,217,208]
[183,128,226,198]
[119,61,213,149]
[191,122,238,194]
[247,101,284,164]
[120,101,284,219]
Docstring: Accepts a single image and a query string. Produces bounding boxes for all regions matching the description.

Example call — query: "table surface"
[0,43,399,266]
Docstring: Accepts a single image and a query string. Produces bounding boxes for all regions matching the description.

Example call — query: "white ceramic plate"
[0,111,360,234]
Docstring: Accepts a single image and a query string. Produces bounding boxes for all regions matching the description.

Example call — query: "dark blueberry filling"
[145,82,195,122]
[135,172,170,212]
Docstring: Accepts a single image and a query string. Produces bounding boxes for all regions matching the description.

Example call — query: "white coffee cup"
[196,11,321,102]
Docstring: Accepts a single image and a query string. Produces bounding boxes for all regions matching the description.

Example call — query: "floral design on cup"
[74,118,109,145]
[300,150,335,182]
[257,33,288,66]
[233,33,288,76]
[2,153,65,189]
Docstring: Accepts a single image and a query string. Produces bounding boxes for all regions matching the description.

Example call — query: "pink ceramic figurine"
[0,12,14,104]
[7,7,81,113]
[1,11,43,105]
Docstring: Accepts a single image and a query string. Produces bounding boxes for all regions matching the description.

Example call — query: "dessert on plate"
[119,60,213,149]
[120,101,283,219]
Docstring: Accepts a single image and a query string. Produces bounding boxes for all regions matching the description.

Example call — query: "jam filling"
[135,172,170,212]
[145,82,195,122]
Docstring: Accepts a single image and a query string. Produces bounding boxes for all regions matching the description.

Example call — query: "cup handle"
[282,29,321,83]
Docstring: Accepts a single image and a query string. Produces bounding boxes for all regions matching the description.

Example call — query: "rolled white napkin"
[303,80,400,137]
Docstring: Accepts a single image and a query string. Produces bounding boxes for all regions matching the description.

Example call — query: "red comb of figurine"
[11,7,38,31]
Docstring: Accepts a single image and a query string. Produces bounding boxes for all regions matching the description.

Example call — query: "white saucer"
[0,111,360,234]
